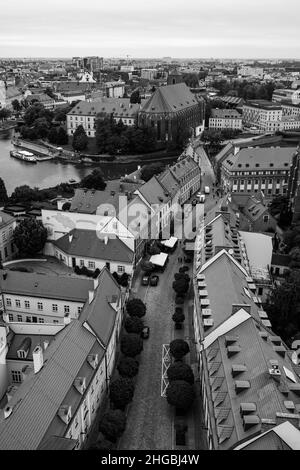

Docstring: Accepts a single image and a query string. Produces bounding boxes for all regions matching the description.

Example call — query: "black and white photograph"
[0,0,300,456]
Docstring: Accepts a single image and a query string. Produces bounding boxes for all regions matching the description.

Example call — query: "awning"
[149,253,169,267]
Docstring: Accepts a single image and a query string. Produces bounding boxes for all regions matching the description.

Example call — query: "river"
[0,130,146,195]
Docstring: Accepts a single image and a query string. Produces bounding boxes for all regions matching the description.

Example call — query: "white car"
[199,194,205,203]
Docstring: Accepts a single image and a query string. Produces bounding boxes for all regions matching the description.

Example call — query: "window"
[37,302,43,311]
[38,318,45,323]
[15,299,21,308]
[52,304,58,312]
[26,316,31,323]
[77,306,83,315]
[8,314,13,322]
[6,298,12,307]
[12,370,22,383]
[24,300,30,309]
[88,261,95,269]
[80,259,84,267]
[17,315,22,322]
[64,305,70,314]
[117,265,125,274]
[53,319,59,324]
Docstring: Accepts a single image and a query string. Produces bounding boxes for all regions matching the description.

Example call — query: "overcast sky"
[0,0,299,58]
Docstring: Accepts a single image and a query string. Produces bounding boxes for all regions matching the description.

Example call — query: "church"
[138,82,205,147]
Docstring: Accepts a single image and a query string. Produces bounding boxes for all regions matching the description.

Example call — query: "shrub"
[172,310,185,324]
[170,339,190,360]
[166,380,195,412]
[172,278,189,296]
[174,272,190,282]
[126,298,146,318]
[179,266,189,273]
[109,378,135,410]
[124,316,144,334]
[121,334,143,357]
[98,409,126,442]
[167,362,194,385]
[117,357,139,378]
[175,296,184,305]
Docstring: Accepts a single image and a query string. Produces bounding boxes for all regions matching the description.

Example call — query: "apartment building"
[169,155,201,204]
[193,248,300,450]
[242,100,283,132]
[282,103,300,118]
[220,147,297,198]
[209,109,242,131]
[66,98,146,137]
[272,88,300,105]
[237,66,264,78]
[0,212,17,264]
[0,267,122,450]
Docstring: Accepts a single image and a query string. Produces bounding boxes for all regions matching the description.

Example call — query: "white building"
[0,267,123,450]
[0,212,17,264]
[237,66,264,78]
[141,69,157,80]
[272,88,300,105]
[209,109,242,130]
[242,100,283,133]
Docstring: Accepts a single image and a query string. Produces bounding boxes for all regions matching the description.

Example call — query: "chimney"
[32,345,44,374]
[104,236,108,245]
[43,340,49,350]
[73,377,86,395]
[69,234,73,243]
[87,353,98,369]
[88,289,94,304]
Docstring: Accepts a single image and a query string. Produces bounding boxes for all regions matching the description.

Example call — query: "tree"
[167,362,194,385]
[121,334,143,357]
[130,90,141,104]
[61,202,71,211]
[48,127,58,144]
[56,127,69,145]
[89,438,114,450]
[0,178,8,205]
[170,339,190,360]
[117,357,139,378]
[126,298,146,317]
[289,247,300,269]
[0,108,11,121]
[166,380,195,412]
[284,224,300,252]
[201,129,223,146]
[12,99,22,112]
[265,269,300,341]
[10,185,39,203]
[109,378,135,410]
[172,278,189,296]
[141,260,154,273]
[24,103,53,126]
[72,124,88,151]
[79,169,106,190]
[124,316,144,334]
[13,218,48,257]
[140,163,165,182]
[183,73,199,88]
[172,310,185,329]
[98,409,126,443]
[269,195,292,228]
[174,272,190,282]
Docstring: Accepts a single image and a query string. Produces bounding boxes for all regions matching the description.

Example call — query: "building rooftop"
[211,109,242,119]
[0,270,94,302]
[170,155,200,181]
[0,211,15,229]
[140,82,202,114]
[223,147,297,171]
[53,228,134,264]
[68,97,146,118]
[244,100,282,110]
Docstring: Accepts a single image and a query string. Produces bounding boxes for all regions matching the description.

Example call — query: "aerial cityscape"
[1,0,300,456]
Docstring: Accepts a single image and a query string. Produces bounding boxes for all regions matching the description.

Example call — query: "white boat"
[10,150,37,163]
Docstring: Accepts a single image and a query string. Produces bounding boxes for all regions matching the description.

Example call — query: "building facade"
[209,109,242,130]
[0,212,17,264]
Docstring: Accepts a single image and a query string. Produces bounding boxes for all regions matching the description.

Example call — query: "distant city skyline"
[0,0,299,59]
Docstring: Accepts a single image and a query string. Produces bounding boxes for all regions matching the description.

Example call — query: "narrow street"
[118,246,181,450]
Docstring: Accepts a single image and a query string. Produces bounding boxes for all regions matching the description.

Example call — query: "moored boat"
[10,149,37,163]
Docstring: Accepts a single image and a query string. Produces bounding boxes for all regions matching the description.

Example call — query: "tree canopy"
[167,362,194,385]
[117,357,139,378]
[124,316,144,334]
[170,339,190,360]
[166,380,195,411]
[72,124,88,151]
[13,218,48,257]
[98,409,126,443]
[0,178,8,205]
[126,298,146,317]
[121,333,143,357]
[79,169,106,190]
[109,378,135,410]
[140,162,165,182]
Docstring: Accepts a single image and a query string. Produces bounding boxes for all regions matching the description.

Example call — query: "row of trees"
[211,79,277,101]
[92,298,146,449]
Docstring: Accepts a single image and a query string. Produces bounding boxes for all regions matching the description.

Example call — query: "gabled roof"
[157,168,180,199]
[137,176,171,207]
[228,147,297,171]
[140,83,200,114]
[0,211,15,229]
[67,98,146,118]
[53,229,134,264]
[170,155,200,180]
[0,320,104,449]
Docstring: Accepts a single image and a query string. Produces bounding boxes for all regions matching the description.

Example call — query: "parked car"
[199,194,205,203]
[141,275,150,286]
[150,274,159,286]
[141,326,150,339]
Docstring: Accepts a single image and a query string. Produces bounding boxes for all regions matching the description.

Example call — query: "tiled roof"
[0,270,93,302]
[53,229,134,264]
[0,211,15,229]
[211,109,242,119]
[68,98,146,118]
[157,168,180,199]
[224,147,297,171]
[0,320,104,449]
[170,155,200,180]
[137,176,171,206]
[140,83,200,114]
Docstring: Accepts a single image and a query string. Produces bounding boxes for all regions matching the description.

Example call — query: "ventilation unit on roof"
[57,405,72,424]
[235,380,250,394]
[225,336,238,346]
[240,402,257,416]
[269,360,281,379]
[243,415,260,431]
[284,400,295,412]
[259,331,268,340]
[231,364,247,377]
[288,384,300,395]
[73,377,86,395]
[203,318,214,328]
[202,308,212,317]
[87,354,98,369]
[227,345,241,358]
[270,336,282,345]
